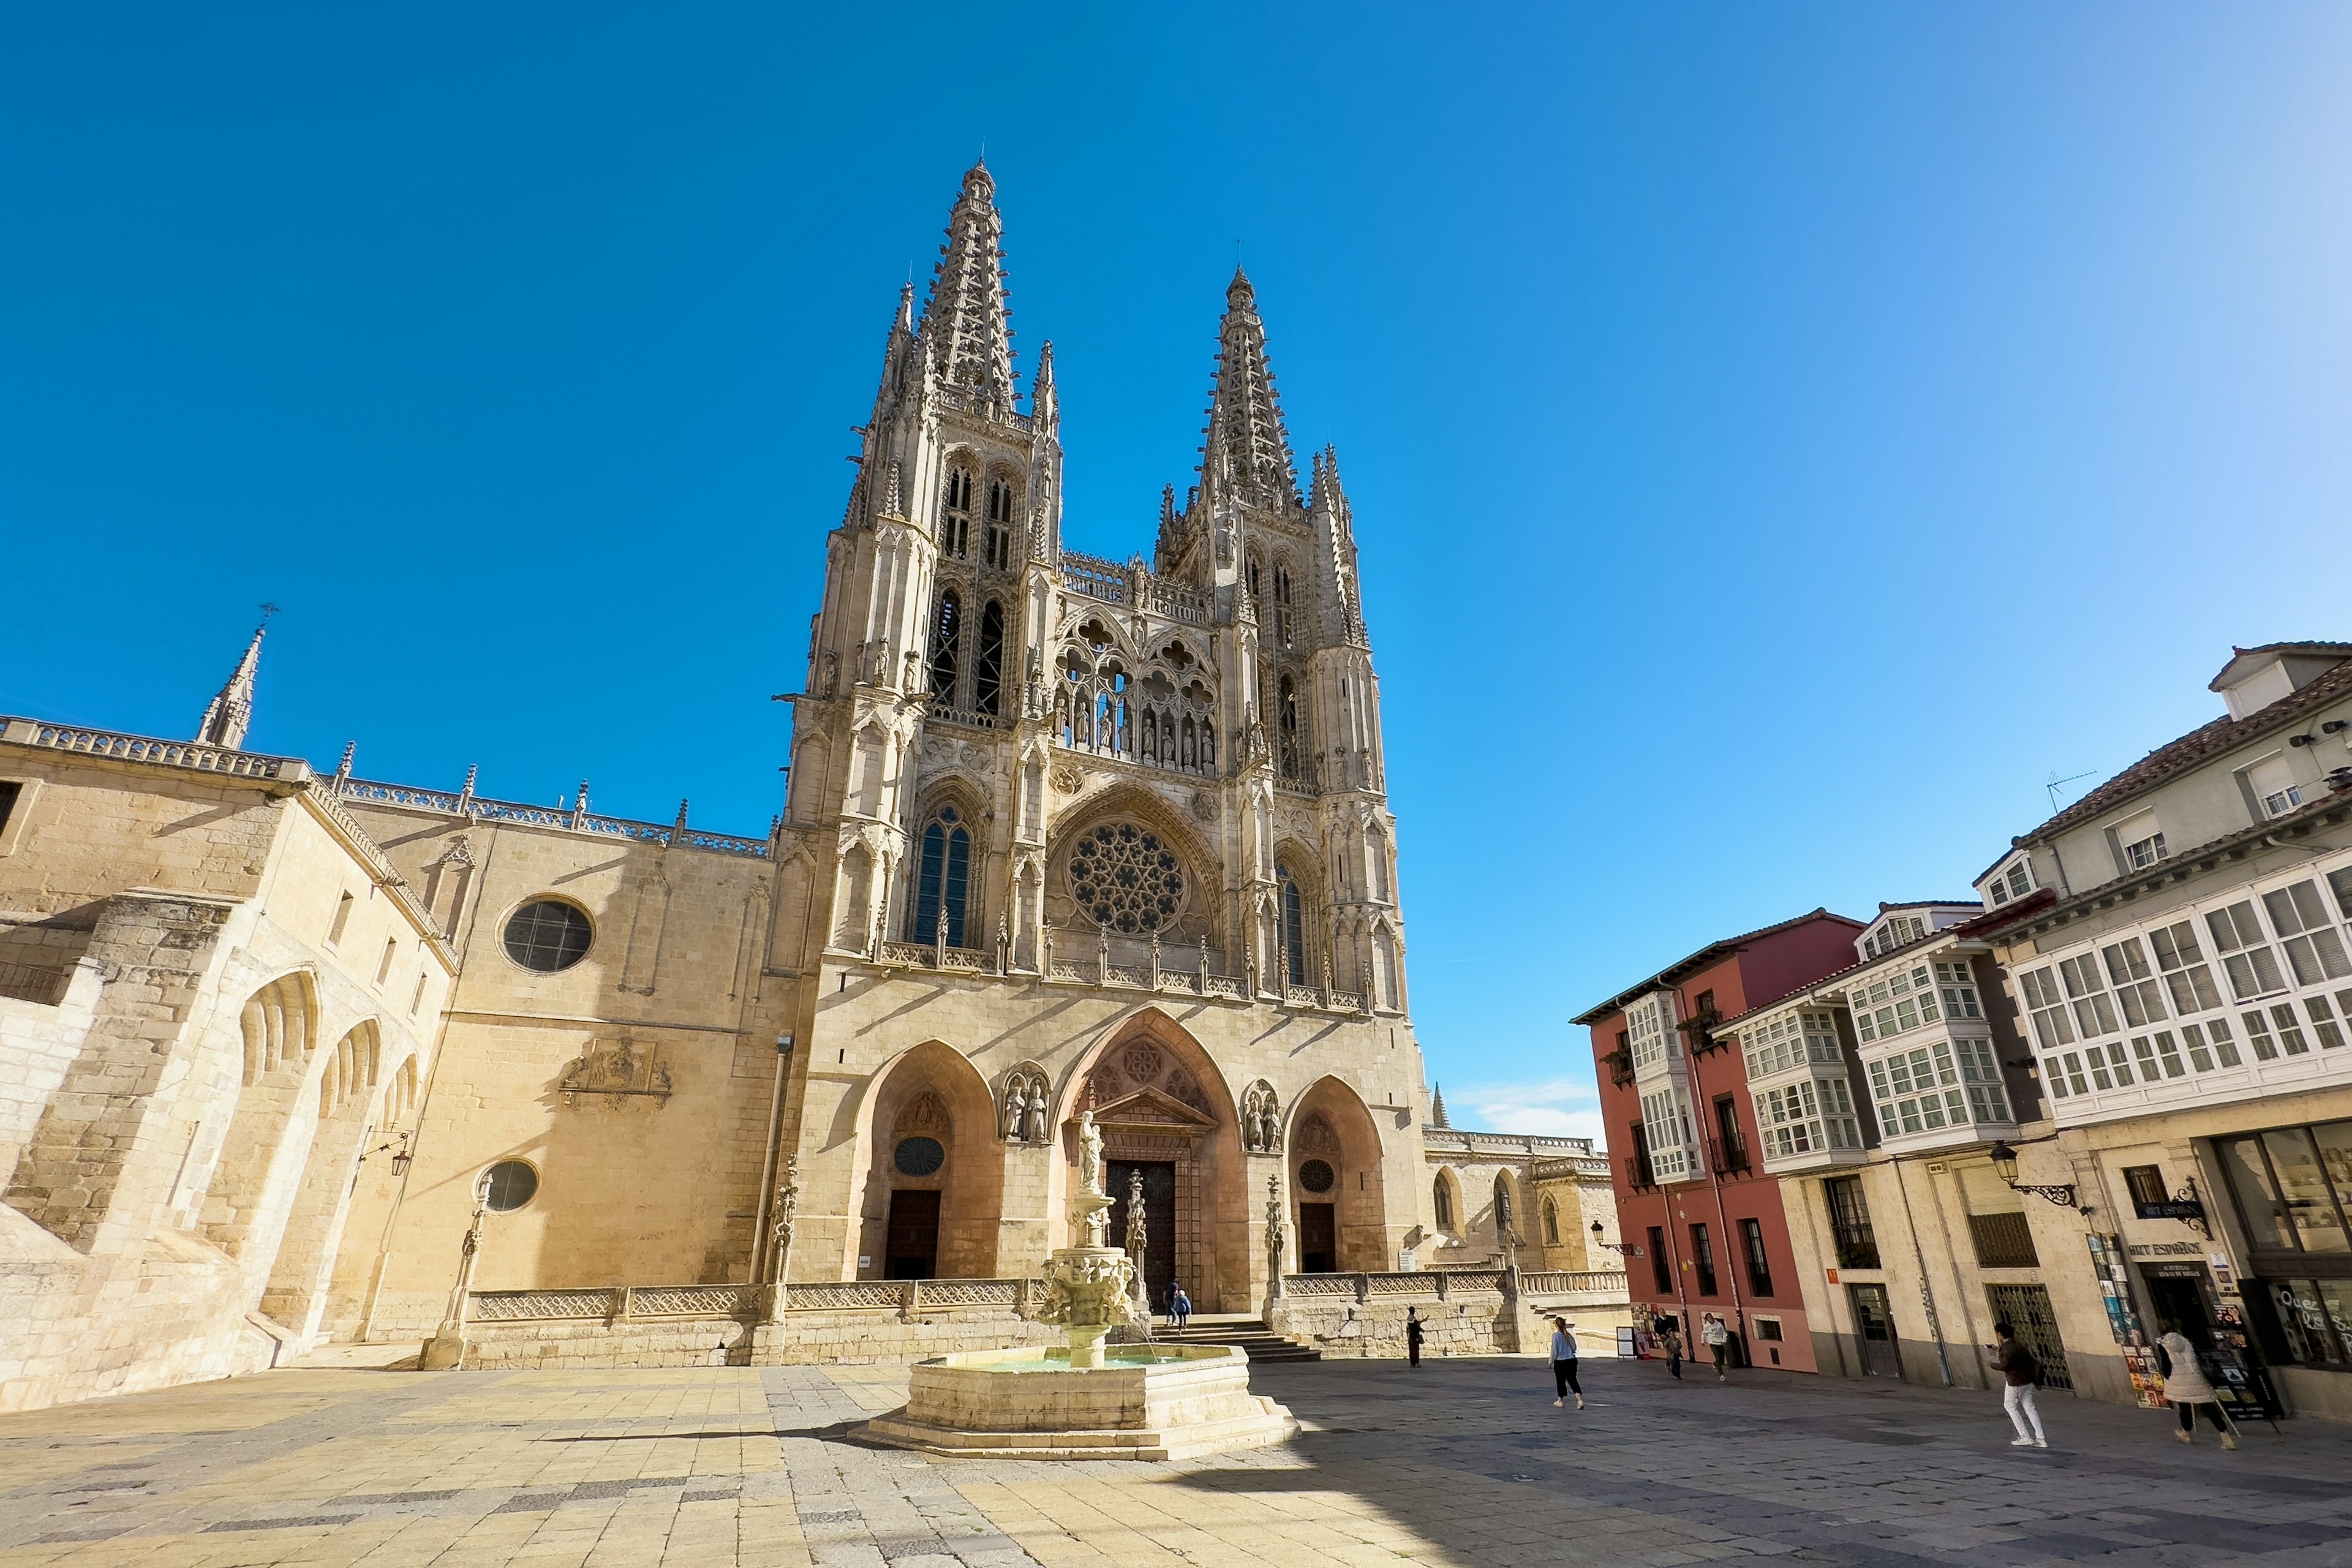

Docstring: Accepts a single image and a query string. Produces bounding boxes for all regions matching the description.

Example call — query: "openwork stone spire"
[1200,269,1298,510]
[920,160,1016,413]
[1429,1082,1449,1129]
[197,610,271,750]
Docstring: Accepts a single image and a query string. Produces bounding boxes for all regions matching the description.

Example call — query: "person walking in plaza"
[1405,1306,1425,1368]
[2157,1322,2238,1450]
[1551,1317,1585,1409]
[1702,1313,1731,1382]
[1659,1320,1684,1379]
[1987,1321,2048,1449]
[1167,1281,1191,1332]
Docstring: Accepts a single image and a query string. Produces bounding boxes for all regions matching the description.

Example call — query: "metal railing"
[1967,1210,2040,1268]
[1708,1135,1751,1175]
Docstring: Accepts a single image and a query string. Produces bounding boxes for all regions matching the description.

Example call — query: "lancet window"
[928,590,962,706]
[1272,564,1294,647]
[1278,864,1308,986]
[907,805,973,947]
[941,465,973,559]
[984,477,1015,569]
[1278,675,1302,785]
[975,600,1005,717]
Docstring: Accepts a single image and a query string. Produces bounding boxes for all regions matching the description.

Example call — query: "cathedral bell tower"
[783,162,1062,962]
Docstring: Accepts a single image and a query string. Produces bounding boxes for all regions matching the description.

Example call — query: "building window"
[1740,1216,1774,1296]
[1279,865,1307,984]
[1640,1086,1694,1182]
[894,1136,946,1177]
[1934,961,1982,1020]
[1689,1223,1717,1295]
[984,477,1016,568]
[1752,1316,1784,1342]
[1543,1197,1561,1245]
[1298,1158,1336,1194]
[940,466,973,559]
[2264,881,2352,987]
[928,589,962,704]
[1647,1226,1672,1294]
[328,891,354,946]
[1627,993,1676,1071]
[1868,1038,2009,1134]
[2114,810,2168,871]
[1989,858,2032,905]
[2018,966,2076,1051]
[2122,1164,2168,1208]
[2149,921,2225,1015]
[907,807,972,946]
[1742,1009,1839,1077]
[974,600,1006,716]
[503,900,592,973]
[1967,1210,2039,1268]
[1754,1076,1863,1158]
[1272,564,1294,646]
[2100,937,2169,1027]
[480,1159,538,1212]
[1277,675,1302,783]
[1824,1176,1879,1268]
[2207,901,2288,1000]
[1433,1174,1455,1231]
[1071,823,1185,936]
[1851,963,1941,1044]
[2248,755,2305,820]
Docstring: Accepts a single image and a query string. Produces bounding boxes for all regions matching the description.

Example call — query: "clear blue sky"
[7,6,2351,1144]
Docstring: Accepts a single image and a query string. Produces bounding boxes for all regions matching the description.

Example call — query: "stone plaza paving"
[5,1352,2352,1568]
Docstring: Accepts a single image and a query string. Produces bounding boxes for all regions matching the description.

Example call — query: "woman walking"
[1551,1317,1584,1409]
[2157,1322,2238,1450]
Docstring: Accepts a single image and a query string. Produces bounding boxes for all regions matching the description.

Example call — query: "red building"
[1575,909,1864,1371]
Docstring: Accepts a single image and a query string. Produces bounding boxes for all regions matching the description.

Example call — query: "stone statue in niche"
[1240,1081,1280,1152]
[1000,1064,1051,1145]
[1024,1082,1048,1144]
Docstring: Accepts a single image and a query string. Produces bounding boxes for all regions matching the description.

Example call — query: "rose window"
[1068,823,1185,934]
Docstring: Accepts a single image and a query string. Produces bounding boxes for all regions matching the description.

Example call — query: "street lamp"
[1589,1219,1632,1255]
[1988,1140,2081,1210]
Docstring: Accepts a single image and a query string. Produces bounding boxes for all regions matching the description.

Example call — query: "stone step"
[1153,1320,1321,1363]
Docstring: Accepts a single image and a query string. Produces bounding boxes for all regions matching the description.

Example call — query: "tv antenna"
[2045,768,2097,813]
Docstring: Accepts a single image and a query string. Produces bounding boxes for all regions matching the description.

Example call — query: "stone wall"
[445,1305,1055,1370]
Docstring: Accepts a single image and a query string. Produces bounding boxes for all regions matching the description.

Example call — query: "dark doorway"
[1107,1160,1178,1310]
[1848,1283,1901,1378]
[1985,1281,2073,1391]
[2144,1270,2216,1347]
[1299,1202,1338,1273]
[884,1188,940,1279]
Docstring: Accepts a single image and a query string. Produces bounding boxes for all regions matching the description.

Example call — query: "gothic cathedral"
[773,163,1423,1310]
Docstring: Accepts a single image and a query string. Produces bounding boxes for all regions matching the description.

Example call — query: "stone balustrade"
[334,775,771,859]
[4,717,300,778]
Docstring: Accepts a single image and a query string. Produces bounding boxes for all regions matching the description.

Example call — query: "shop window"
[2123,1165,2168,1210]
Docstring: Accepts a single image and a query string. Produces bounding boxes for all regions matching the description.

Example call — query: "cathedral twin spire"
[904,163,1309,511]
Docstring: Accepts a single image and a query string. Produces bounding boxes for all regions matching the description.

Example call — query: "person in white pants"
[1987,1321,2048,1449]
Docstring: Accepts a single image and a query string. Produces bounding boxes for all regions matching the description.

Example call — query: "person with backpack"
[1550,1317,1585,1409]
[1986,1321,2048,1449]
[2156,1321,2238,1450]
[1167,1281,1192,1332]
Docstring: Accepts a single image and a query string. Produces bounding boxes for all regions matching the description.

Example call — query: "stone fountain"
[862,1110,1295,1460]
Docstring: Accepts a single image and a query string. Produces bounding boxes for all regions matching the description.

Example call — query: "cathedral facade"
[0,165,1433,1407]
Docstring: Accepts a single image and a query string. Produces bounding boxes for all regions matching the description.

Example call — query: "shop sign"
[2128,1240,2204,1257]
[2135,1199,2206,1223]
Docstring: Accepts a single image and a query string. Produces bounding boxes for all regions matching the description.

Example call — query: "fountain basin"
[861,1343,1295,1461]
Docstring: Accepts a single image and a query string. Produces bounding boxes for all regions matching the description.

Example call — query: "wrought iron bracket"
[2010,1182,2079,1210]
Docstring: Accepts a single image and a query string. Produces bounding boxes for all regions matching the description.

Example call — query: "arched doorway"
[1056,1010,1247,1311]
[851,1041,1005,1279]
[1287,1077,1388,1273]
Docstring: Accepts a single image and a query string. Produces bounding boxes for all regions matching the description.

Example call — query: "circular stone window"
[503,899,593,973]
[1067,823,1186,935]
[894,1136,946,1177]
[1297,1158,1336,1194]
[479,1159,539,1212]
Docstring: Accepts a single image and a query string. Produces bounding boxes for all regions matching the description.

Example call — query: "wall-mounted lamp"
[2290,733,2316,748]
[365,1129,414,1177]
[2323,720,2349,736]
[1989,1141,2078,1210]
[1589,1219,1632,1254]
